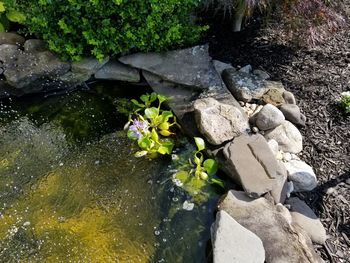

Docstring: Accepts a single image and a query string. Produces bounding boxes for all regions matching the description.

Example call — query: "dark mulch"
[204,11,350,263]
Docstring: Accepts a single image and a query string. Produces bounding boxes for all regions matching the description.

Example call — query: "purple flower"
[128,119,149,139]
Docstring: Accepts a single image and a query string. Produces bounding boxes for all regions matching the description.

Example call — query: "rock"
[211,210,265,263]
[71,57,109,76]
[238,64,252,74]
[0,44,70,90]
[0,32,25,46]
[213,60,235,76]
[253,69,270,80]
[270,161,289,204]
[283,152,292,162]
[267,139,279,156]
[222,69,268,102]
[120,45,223,91]
[280,104,306,127]
[255,104,285,131]
[283,91,297,104]
[218,190,324,263]
[252,127,259,133]
[23,39,46,53]
[286,197,327,245]
[264,121,303,153]
[262,82,285,106]
[284,160,318,191]
[194,98,249,145]
[94,61,140,82]
[222,134,279,197]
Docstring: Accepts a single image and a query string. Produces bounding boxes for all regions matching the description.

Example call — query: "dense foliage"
[0,1,25,31]
[4,0,206,60]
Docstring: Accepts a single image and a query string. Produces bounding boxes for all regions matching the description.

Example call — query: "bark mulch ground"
[204,13,350,263]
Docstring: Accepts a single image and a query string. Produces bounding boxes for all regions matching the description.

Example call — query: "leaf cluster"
[4,0,207,61]
[338,92,350,114]
[0,1,25,32]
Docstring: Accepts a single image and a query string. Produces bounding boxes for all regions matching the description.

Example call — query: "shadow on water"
[0,81,223,262]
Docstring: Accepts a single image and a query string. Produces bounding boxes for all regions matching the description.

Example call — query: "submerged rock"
[193,98,249,145]
[211,210,265,263]
[218,190,324,263]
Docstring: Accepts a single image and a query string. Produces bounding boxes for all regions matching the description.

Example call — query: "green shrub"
[0,1,25,32]
[5,0,206,60]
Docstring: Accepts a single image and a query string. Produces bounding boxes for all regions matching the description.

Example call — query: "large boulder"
[193,98,249,145]
[284,160,318,191]
[286,197,327,244]
[255,104,285,131]
[264,121,303,153]
[23,39,46,53]
[218,190,324,263]
[0,32,25,46]
[211,210,265,263]
[120,45,223,91]
[222,134,280,197]
[94,60,140,82]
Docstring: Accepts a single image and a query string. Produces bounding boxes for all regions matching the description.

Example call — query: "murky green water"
[0,83,220,263]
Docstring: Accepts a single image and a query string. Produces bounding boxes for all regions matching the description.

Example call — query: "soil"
[204,9,350,263]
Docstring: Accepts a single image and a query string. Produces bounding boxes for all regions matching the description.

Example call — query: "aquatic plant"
[125,92,179,158]
[0,1,25,31]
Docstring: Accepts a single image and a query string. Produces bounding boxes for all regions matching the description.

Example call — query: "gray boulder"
[222,69,268,102]
[218,190,324,263]
[283,91,297,104]
[94,61,140,82]
[120,45,223,91]
[222,134,279,197]
[23,39,46,53]
[286,197,327,244]
[211,210,265,263]
[284,160,318,191]
[253,69,270,80]
[238,64,252,74]
[280,104,306,127]
[194,98,249,145]
[264,121,303,153]
[270,161,289,204]
[0,32,25,46]
[213,60,235,76]
[255,104,285,131]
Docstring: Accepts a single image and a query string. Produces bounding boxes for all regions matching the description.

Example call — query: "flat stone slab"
[222,134,279,197]
[194,98,249,145]
[120,45,223,90]
[94,60,140,82]
[211,210,265,263]
[218,190,324,263]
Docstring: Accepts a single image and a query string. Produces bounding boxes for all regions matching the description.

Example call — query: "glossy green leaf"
[0,2,5,12]
[131,99,144,108]
[140,94,149,103]
[158,122,170,130]
[149,92,157,103]
[151,128,158,141]
[157,94,168,103]
[161,111,173,122]
[194,137,205,152]
[203,159,218,176]
[134,150,148,157]
[138,137,152,149]
[145,107,159,119]
[209,178,225,189]
[6,10,26,23]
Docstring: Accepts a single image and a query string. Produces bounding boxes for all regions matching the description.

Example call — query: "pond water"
[0,83,221,262]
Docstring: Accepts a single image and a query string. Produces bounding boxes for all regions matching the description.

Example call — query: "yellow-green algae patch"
[0,119,163,262]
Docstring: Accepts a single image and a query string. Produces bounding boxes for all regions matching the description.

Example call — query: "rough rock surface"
[194,98,249,145]
[0,32,25,46]
[120,45,223,90]
[23,39,46,53]
[222,134,279,197]
[284,160,318,192]
[211,210,265,263]
[262,82,285,106]
[253,69,270,80]
[94,61,140,82]
[218,190,324,263]
[222,69,268,102]
[255,104,285,130]
[213,60,235,76]
[283,91,297,104]
[264,121,303,153]
[270,161,289,204]
[0,44,70,90]
[280,104,306,127]
[286,197,327,245]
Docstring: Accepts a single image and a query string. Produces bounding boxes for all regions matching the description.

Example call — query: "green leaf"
[149,92,157,103]
[6,11,26,23]
[151,128,158,141]
[138,137,152,149]
[209,178,225,189]
[157,94,168,103]
[144,107,159,119]
[0,2,5,12]
[161,111,173,122]
[194,137,205,152]
[203,159,218,176]
[194,152,202,166]
[140,94,149,103]
[127,129,138,140]
[131,99,144,108]
[0,22,4,32]
[158,139,174,154]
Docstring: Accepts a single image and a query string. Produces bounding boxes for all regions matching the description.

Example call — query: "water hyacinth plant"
[125,92,179,158]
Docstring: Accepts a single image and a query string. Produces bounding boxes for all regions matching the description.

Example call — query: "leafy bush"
[0,1,25,31]
[5,0,206,60]
[338,91,350,114]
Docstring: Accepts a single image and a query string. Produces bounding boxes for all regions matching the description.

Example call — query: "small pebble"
[250,104,257,111]
[183,200,194,211]
[252,127,259,133]
[325,187,336,195]
[239,101,245,107]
